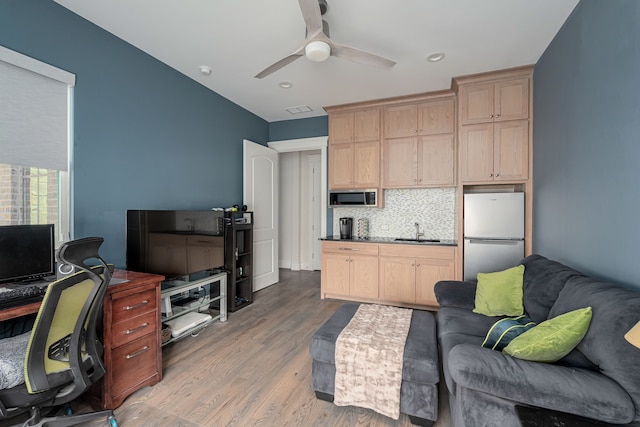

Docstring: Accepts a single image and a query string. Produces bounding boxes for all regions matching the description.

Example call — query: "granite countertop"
[321,236,457,246]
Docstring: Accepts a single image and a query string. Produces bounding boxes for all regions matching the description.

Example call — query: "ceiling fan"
[254,0,396,79]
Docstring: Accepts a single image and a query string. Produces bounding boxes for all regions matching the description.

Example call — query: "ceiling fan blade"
[298,0,323,35]
[331,43,396,69]
[254,53,303,79]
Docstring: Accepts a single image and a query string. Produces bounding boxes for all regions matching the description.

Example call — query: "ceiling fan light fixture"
[305,40,331,62]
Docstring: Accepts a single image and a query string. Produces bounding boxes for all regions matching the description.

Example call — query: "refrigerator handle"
[468,239,522,245]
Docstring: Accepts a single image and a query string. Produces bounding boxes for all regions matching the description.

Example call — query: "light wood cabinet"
[384,99,454,138]
[459,78,529,125]
[383,134,454,187]
[378,244,455,307]
[321,242,379,300]
[329,108,380,144]
[460,120,528,182]
[382,96,455,188]
[321,241,455,308]
[328,140,379,189]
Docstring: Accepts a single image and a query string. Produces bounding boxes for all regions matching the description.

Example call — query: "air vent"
[286,106,313,114]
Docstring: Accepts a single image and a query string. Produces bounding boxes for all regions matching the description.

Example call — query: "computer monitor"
[0,224,55,284]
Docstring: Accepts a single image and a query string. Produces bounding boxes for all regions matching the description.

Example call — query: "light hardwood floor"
[13,269,451,427]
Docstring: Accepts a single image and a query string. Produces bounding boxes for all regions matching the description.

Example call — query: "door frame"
[268,136,328,240]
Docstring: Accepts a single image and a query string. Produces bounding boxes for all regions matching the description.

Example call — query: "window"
[0,45,74,245]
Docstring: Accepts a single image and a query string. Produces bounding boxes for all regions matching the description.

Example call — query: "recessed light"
[199,65,212,75]
[279,81,293,89]
[426,52,445,62]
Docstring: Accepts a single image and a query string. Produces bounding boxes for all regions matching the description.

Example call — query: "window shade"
[0,46,75,171]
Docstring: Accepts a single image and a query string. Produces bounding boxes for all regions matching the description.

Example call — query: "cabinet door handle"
[125,346,149,360]
[339,247,359,251]
[126,323,149,335]
[489,173,494,177]
[489,114,494,118]
[495,113,501,118]
[125,300,148,311]
[496,173,500,177]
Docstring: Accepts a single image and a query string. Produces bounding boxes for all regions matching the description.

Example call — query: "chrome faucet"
[415,222,424,240]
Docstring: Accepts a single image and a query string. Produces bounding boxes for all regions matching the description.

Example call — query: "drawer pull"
[125,346,149,360]
[124,300,149,311]
[339,247,359,251]
[125,323,149,335]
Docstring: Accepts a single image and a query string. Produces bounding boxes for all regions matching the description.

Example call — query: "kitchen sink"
[394,238,441,243]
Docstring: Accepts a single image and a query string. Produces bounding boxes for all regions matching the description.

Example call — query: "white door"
[309,155,322,270]
[243,140,279,291]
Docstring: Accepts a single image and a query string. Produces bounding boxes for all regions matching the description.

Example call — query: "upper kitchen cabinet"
[454,66,533,185]
[459,120,528,182]
[384,98,454,138]
[459,78,529,125]
[329,108,380,144]
[328,140,380,189]
[382,94,455,188]
[382,134,455,188]
[326,106,381,190]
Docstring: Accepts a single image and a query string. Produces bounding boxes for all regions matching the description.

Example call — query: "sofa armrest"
[448,343,635,424]
[434,280,477,309]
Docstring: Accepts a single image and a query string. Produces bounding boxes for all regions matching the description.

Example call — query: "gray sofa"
[435,254,640,426]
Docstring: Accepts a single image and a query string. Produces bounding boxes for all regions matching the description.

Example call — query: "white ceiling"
[53,0,579,123]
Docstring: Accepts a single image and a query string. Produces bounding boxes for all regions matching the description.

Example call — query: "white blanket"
[334,304,413,419]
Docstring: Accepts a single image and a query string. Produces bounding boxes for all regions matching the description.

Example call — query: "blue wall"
[269,116,328,141]
[533,0,640,289]
[0,0,269,268]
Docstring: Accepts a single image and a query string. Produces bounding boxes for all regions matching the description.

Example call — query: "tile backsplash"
[332,188,457,240]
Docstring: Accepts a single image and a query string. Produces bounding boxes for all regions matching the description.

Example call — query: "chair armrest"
[448,343,635,424]
[434,280,477,309]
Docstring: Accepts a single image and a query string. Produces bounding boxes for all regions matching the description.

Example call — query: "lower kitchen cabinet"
[321,241,379,300]
[379,244,456,307]
[321,241,455,308]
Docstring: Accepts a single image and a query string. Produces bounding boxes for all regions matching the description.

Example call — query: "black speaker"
[56,262,76,280]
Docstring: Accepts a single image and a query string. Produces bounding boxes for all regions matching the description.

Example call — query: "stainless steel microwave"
[329,189,378,207]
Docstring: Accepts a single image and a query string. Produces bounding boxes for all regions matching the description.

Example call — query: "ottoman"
[309,303,439,426]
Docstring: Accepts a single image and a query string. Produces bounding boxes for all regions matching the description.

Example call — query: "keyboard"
[0,284,47,310]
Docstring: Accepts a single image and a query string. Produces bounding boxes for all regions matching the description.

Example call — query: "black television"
[0,224,55,284]
[126,210,224,278]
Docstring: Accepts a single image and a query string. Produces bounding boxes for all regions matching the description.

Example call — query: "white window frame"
[0,45,74,245]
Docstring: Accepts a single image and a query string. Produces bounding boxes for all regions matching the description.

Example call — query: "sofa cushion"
[548,276,640,423]
[521,255,584,323]
[473,265,525,317]
[449,343,636,424]
[434,280,477,310]
[437,306,501,339]
[503,307,592,362]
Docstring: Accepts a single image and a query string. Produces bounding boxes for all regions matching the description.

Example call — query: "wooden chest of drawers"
[89,270,164,410]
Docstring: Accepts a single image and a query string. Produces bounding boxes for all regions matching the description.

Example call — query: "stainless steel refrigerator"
[463,192,525,281]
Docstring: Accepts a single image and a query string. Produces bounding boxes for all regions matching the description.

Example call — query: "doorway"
[269,137,327,271]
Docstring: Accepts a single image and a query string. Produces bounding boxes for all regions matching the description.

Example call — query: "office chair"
[0,237,118,426]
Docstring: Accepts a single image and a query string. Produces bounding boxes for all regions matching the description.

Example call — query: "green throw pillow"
[473,265,525,317]
[503,307,593,362]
